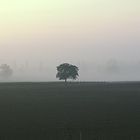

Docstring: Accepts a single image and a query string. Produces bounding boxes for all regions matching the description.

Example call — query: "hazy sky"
[0,0,140,81]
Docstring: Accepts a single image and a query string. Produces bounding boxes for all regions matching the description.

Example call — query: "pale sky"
[0,0,140,81]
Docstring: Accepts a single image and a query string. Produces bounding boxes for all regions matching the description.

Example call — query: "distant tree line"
[0,63,79,82]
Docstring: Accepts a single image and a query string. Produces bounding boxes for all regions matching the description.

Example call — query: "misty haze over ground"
[1,59,140,82]
[0,0,139,82]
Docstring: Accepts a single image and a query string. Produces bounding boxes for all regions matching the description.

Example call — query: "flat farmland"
[0,82,140,140]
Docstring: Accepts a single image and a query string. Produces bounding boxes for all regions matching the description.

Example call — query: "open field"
[0,82,140,139]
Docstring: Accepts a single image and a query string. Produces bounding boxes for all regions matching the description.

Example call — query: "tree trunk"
[65,79,67,83]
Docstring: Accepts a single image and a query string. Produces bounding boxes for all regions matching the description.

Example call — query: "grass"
[0,82,140,139]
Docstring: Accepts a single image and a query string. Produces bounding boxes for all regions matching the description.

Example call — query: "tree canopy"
[56,63,79,82]
[0,64,13,79]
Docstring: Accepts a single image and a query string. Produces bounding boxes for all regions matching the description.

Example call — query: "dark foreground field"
[0,82,140,140]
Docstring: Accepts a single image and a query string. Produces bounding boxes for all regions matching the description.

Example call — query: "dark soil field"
[0,82,140,140]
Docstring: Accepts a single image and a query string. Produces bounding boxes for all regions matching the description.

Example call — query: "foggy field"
[0,82,140,140]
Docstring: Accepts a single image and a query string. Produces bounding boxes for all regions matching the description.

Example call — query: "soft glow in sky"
[0,0,139,39]
[0,0,140,81]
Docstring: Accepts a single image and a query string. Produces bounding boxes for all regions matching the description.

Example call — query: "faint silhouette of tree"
[0,64,13,78]
[56,63,79,82]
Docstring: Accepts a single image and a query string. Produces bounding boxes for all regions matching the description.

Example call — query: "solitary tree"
[56,63,79,82]
[0,64,13,79]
